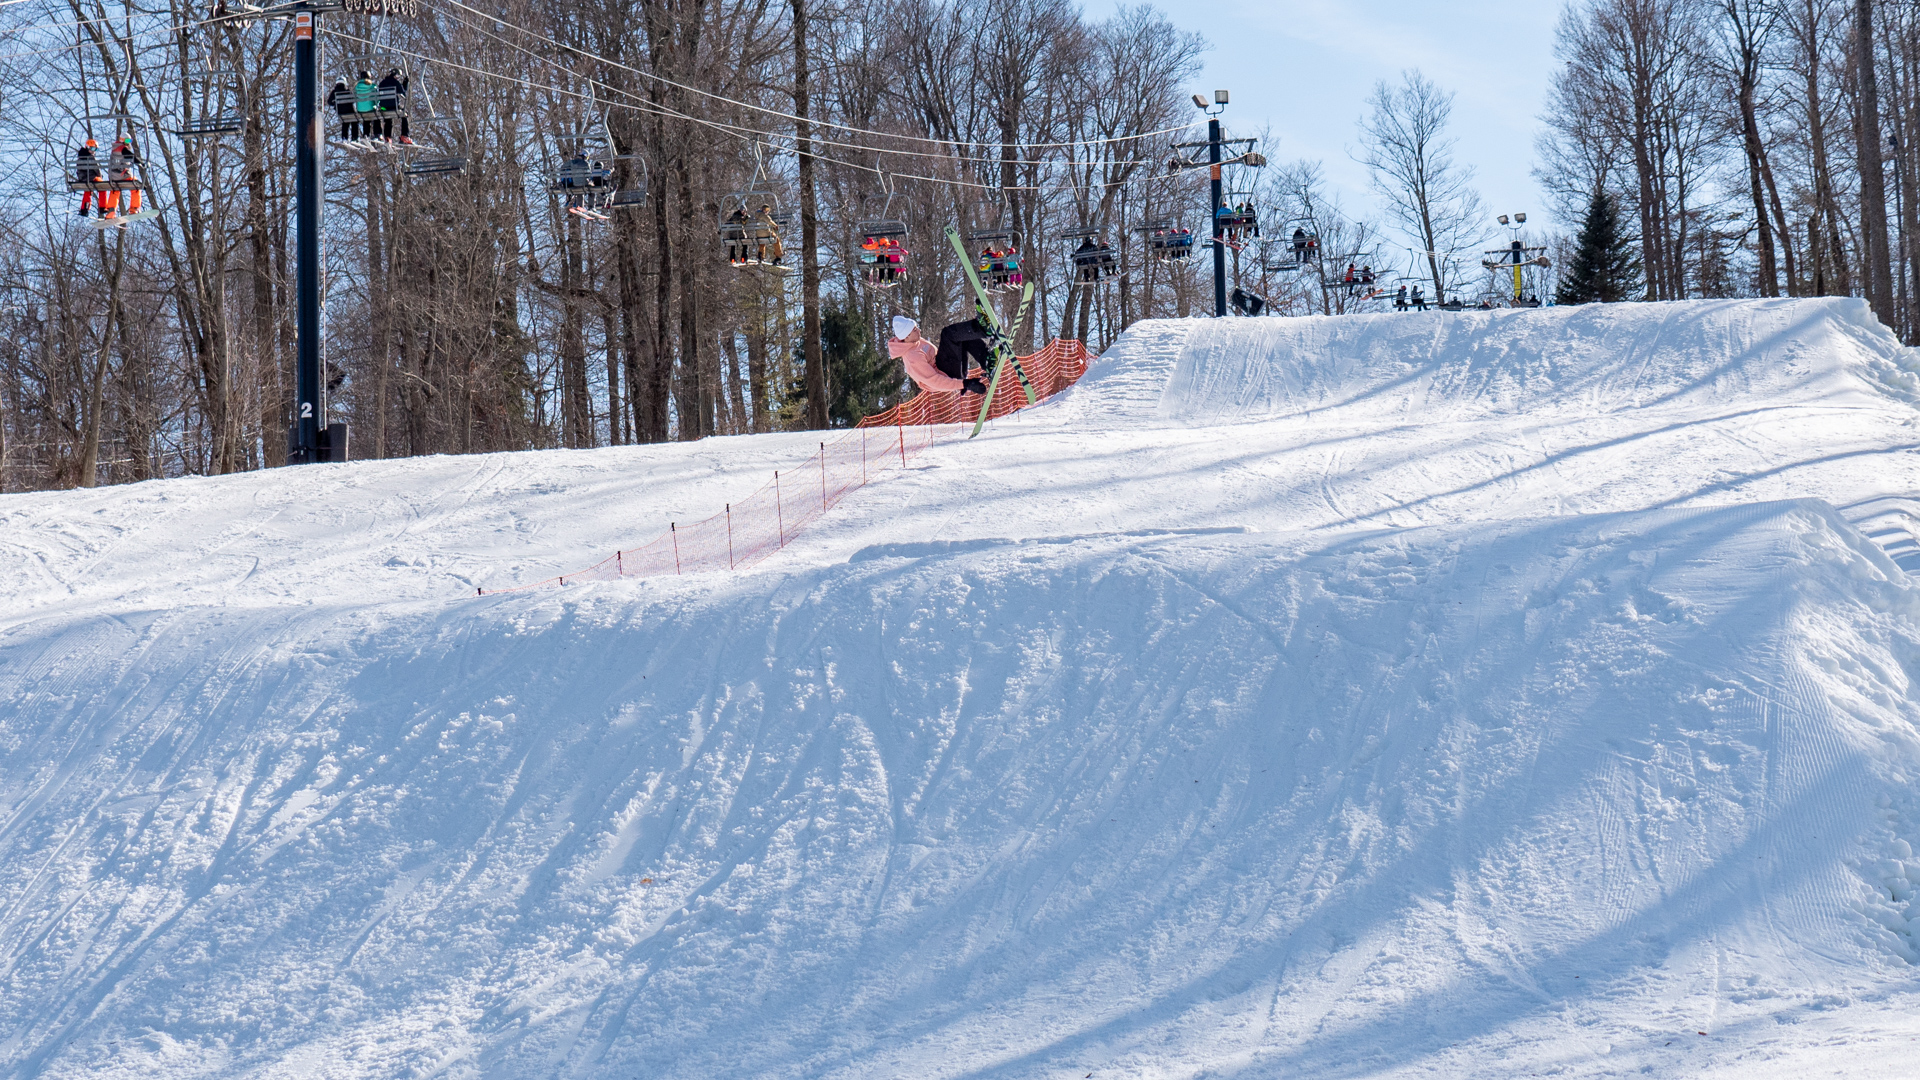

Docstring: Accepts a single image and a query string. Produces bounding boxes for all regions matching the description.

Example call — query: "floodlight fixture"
[1192,94,1209,109]
[1497,214,1509,225]
[1214,89,1229,104]
[1515,212,1527,224]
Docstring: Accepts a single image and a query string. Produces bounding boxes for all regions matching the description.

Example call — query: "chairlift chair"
[1061,226,1118,285]
[65,114,159,227]
[549,106,647,220]
[335,54,432,151]
[854,185,909,289]
[1327,254,1382,296]
[719,192,790,268]
[1215,193,1260,246]
[1258,236,1303,273]
[1136,219,1195,262]
[718,143,789,269]
[172,70,246,138]
[404,156,467,178]
[964,227,1023,291]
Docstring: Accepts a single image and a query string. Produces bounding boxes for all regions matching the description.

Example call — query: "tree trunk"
[1856,0,1895,323]
[746,305,770,433]
[80,231,127,488]
[1739,55,1779,295]
[794,0,827,429]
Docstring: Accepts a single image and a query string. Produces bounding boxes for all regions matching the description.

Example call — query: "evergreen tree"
[1556,188,1642,304]
[820,307,900,427]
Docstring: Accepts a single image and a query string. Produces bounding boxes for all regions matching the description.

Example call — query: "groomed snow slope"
[3,299,1920,1079]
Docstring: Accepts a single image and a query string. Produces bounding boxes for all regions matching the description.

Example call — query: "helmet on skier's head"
[891,315,917,340]
[84,138,96,148]
[359,70,372,80]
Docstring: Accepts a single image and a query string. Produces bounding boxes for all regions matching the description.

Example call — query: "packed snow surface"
[4,298,1920,1079]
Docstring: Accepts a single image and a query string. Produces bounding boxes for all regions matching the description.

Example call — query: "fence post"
[820,442,827,510]
[616,551,623,577]
[726,504,734,568]
[898,420,906,468]
[861,427,867,485]
[775,471,785,546]
[671,523,681,575]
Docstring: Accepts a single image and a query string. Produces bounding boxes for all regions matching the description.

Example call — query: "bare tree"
[1356,69,1486,304]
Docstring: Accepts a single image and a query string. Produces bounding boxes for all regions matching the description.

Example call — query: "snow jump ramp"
[2,298,1920,1078]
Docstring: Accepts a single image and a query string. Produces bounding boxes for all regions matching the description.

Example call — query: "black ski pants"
[935,319,992,381]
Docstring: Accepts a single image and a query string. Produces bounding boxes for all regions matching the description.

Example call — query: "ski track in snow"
[2,298,1920,1078]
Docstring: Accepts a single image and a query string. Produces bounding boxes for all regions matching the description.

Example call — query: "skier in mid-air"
[887,315,986,395]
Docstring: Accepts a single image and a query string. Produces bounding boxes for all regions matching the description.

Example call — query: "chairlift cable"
[437,0,1200,153]
[426,3,1167,172]
[322,27,1194,198]
[0,6,249,62]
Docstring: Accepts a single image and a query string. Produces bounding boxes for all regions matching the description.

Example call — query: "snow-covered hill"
[3,299,1919,1079]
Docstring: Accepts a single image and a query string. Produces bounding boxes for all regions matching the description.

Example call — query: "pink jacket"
[889,336,962,393]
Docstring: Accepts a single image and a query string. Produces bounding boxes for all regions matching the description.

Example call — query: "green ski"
[945,226,1037,438]
[967,279,1035,437]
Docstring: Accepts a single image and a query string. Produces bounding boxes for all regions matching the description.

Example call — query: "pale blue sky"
[1091,0,1566,236]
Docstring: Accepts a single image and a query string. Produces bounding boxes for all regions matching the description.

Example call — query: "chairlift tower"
[1485,212,1549,305]
[212,0,415,462]
[289,0,350,464]
[1173,91,1264,318]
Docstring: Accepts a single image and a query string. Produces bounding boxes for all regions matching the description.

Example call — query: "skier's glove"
[961,378,987,395]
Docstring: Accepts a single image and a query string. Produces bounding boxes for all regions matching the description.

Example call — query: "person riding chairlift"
[352,70,378,145]
[724,206,751,263]
[73,138,102,218]
[753,204,783,265]
[862,234,903,283]
[330,79,358,142]
[101,136,142,221]
[558,154,594,214]
[1074,236,1101,282]
[377,68,414,147]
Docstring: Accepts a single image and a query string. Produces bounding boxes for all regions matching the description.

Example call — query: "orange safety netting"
[855,337,1092,429]
[479,338,1091,595]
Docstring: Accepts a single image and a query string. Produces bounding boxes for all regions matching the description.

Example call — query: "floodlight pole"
[1210,114,1227,318]
[289,3,344,464]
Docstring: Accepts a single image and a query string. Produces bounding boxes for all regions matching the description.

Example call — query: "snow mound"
[4,299,1920,1078]
[1071,297,1901,425]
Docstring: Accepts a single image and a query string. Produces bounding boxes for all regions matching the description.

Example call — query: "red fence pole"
[671,523,681,575]
[775,471,785,546]
[726,504,734,568]
[820,441,827,509]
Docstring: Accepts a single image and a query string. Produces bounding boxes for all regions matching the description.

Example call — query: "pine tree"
[821,307,899,427]
[1556,188,1642,304]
